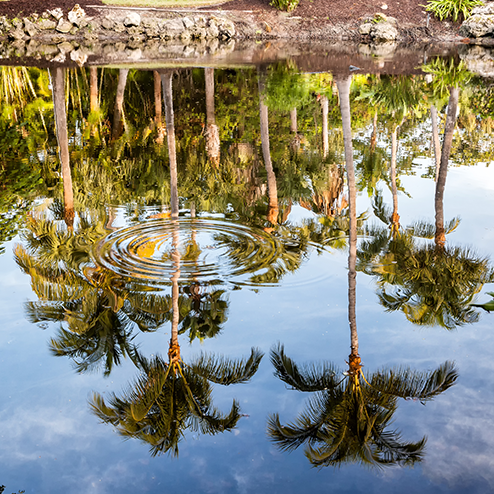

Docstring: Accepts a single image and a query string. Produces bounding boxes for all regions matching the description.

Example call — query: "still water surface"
[0,59,494,493]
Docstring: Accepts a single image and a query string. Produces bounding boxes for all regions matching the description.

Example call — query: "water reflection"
[268,76,458,468]
[2,59,494,492]
[90,219,263,456]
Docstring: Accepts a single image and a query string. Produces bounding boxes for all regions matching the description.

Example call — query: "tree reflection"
[90,219,263,456]
[359,71,493,330]
[268,75,458,468]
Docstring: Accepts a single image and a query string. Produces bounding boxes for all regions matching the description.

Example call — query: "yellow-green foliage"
[424,0,483,22]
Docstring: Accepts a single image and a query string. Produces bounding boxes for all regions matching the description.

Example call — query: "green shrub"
[424,0,484,22]
[270,0,299,12]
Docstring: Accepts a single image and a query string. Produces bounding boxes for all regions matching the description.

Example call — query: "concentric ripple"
[92,218,293,288]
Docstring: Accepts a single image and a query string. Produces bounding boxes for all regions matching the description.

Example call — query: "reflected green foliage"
[264,62,312,112]
[90,347,263,456]
[13,217,148,376]
[470,292,494,312]
[268,344,457,467]
[179,286,229,341]
[359,201,493,330]
[422,58,472,100]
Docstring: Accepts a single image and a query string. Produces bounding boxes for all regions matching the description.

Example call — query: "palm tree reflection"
[267,75,458,468]
[90,218,263,456]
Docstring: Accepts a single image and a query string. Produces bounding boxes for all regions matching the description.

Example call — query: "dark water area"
[1,54,494,494]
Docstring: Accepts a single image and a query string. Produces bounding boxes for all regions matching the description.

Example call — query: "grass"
[102,0,227,7]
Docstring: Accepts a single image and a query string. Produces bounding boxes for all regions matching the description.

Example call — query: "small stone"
[217,19,235,39]
[48,8,64,21]
[381,4,388,9]
[359,22,373,35]
[162,18,186,34]
[113,22,126,33]
[70,48,88,66]
[51,52,66,63]
[57,41,74,54]
[56,19,73,33]
[194,16,207,28]
[101,17,114,30]
[37,18,57,30]
[207,22,219,38]
[68,4,86,26]
[9,27,26,40]
[24,18,39,37]
[124,47,142,61]
[182,16,194,29]
[123,12,141,27]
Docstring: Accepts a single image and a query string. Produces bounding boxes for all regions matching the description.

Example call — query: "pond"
[1,54,494,494]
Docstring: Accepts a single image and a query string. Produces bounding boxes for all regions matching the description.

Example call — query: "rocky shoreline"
[0,3,493,73]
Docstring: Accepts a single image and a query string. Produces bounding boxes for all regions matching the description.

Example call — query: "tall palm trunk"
[258,68,279,226]
[320,95,329,158]
[154,70,162,126]
[51,67,74,228]
[161,71,179,219]
[169,221,181,365]
[336,76,358,360]
[89,67,99,113]
[430,104,441,180]
[435,87,459,249]
[205,68,220,166]
[112,68,129,141]
[370,111,378,152]
[289,108,301,153]
[154,71,165,144]
[390,126,400,234]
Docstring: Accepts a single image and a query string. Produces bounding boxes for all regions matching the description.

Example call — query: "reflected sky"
[0,63,493,494]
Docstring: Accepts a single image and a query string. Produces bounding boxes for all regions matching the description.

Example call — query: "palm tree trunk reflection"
[112,68,129,142]
[161,70,179,219]
[258,67,279,227]
[336,75,358,358]
[51,67,74,228]
[435,87,459,249]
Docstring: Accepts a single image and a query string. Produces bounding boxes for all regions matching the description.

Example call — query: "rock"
[207,18,219,38]
[192,27,207,39]
[37,18,57,30]
[24,18,39,37]
[48,8,64,21]
[460,7,494,38]
[471,3,494,15]
[359,14,398,42]
[51,52,66,62]
[459,45,494,77]
[182,17,194,29]
[359,22,372,35]
[70,47,88,66]
[113,22,126,33]
[194,16,207,28]
[123,12,141,27]
[57,41,74,54]
[217,18,235,39]
[9,27,26,40]
[124,47,142,61]
[179,30,192,42]
[162,18,186,36]
[56,19,73,33]
[101,17,114,30]
[372,20,398,41]
[68,5,88,27]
